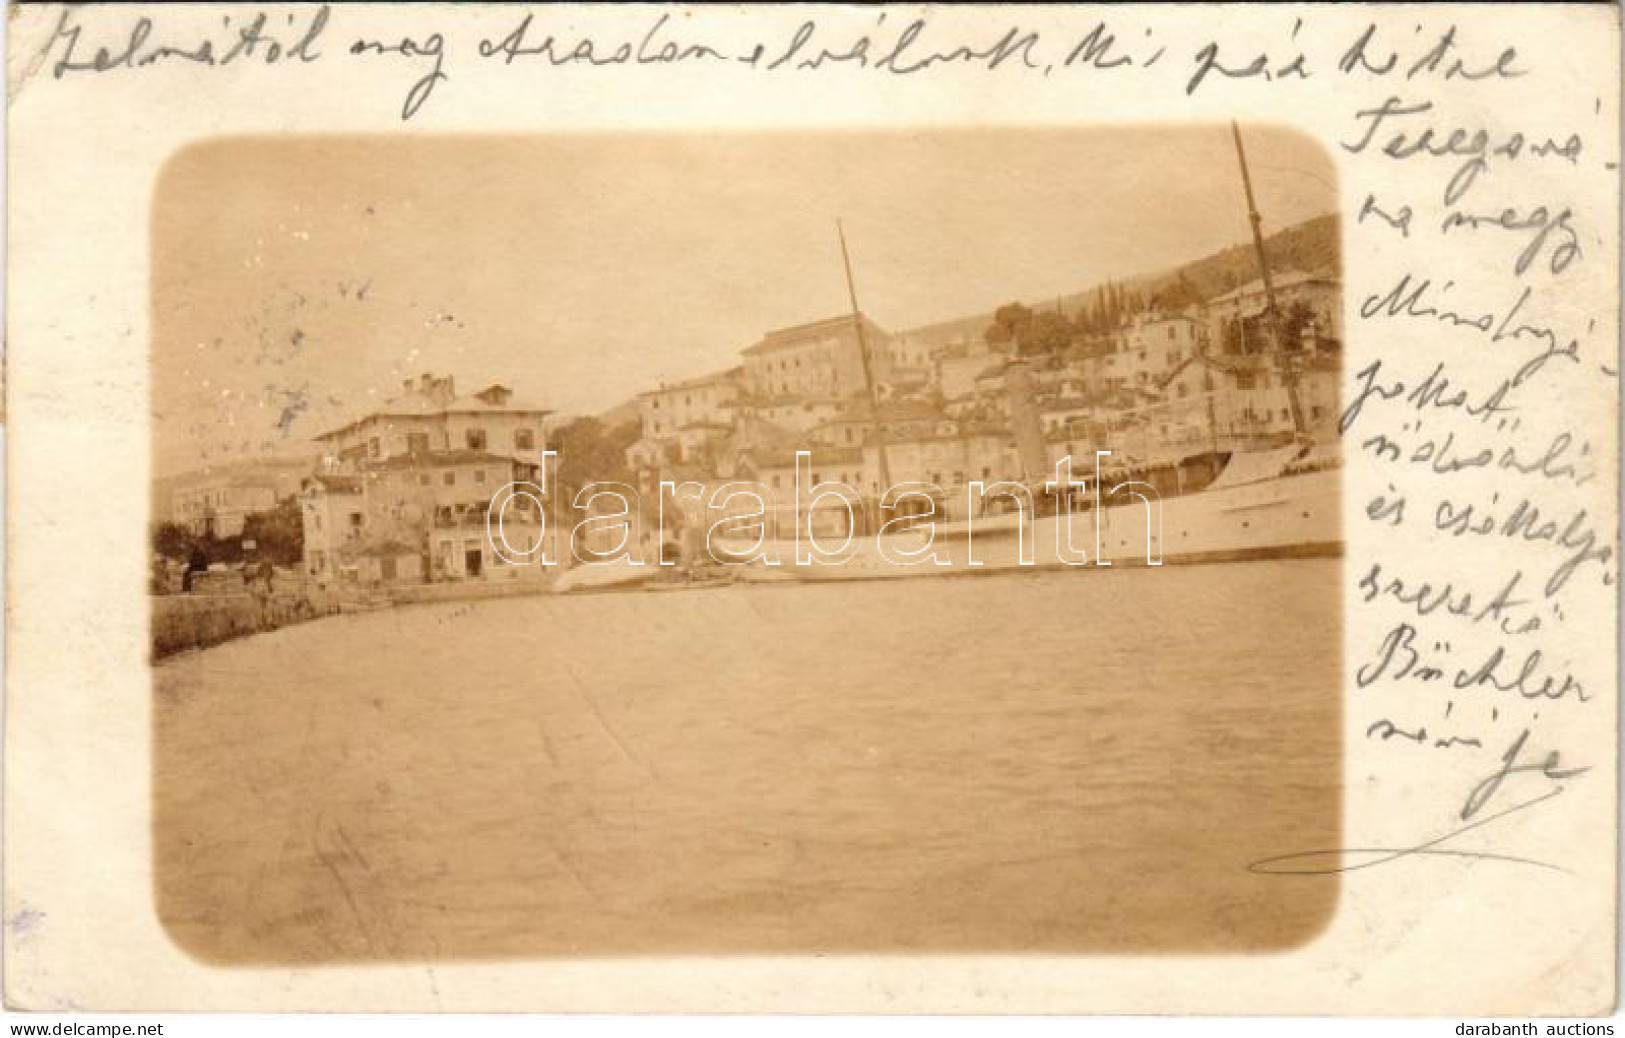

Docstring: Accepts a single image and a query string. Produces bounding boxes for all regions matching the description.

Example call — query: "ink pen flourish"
[1247,785,1570,876]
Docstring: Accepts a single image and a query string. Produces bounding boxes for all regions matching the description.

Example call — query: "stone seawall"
[151,592,340,660]
[387,579,553,608]
[151,580,558,659]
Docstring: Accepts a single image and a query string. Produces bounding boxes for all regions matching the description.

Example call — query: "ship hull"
[712,467,1341,581]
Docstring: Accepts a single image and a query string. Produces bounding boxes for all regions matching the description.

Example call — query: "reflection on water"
[154,560,1341,962]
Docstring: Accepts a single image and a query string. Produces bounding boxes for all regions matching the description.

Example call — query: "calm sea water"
[154,560,1341,963]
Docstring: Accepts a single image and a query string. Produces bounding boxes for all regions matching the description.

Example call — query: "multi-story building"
[301,374,553,585]
[173,478,279,538]
[1154,352,1316,445]
[935,341,1001,404]
[1121,312,1206,380]
[169,458,312,537]
[740,313,895,401]
[298,473,364,577]
[626,368,743,470]
[1078,311,1206,394]
[1204,269,1342,356]
[314,374,551,472]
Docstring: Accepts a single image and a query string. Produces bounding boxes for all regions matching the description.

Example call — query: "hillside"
[901,213,1339,351]
[1155,213,1340,300]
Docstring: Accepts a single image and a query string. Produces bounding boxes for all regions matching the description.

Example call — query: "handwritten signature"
[1249,728,1588,875]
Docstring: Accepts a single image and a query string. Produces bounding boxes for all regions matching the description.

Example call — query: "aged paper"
[4,1,1618,1014]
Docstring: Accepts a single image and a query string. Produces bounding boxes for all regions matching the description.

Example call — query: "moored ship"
[708,438,1339,580]
[711,120,1340,582]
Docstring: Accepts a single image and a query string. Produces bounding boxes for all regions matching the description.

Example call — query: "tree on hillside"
[1021,310,1073,356]
[1152,273,1204,312]
[983,302,1034,354]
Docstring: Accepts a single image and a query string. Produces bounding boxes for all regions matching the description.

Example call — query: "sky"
[151,127,1336,477]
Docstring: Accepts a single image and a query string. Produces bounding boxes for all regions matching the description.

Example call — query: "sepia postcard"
[3,1,1619,1018]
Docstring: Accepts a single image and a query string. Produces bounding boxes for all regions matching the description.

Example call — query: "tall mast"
[837,219,892,492]
[1230,121,1306,437]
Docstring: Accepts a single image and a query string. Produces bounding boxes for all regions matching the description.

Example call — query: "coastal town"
[136,120,1363,976]
[150,217,1342,653]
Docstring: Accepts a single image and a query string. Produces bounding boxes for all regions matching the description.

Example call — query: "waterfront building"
[314,374,552,473]
[338,539,425,587]
[169,458,311,537]
[298,473,364,578]
[302,375,554,584]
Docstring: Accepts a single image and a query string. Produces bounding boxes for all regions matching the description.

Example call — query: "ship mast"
[837,219,893,493]
[1230,121,1306,438]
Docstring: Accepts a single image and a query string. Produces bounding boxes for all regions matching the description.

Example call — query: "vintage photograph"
[148,127,1343,963]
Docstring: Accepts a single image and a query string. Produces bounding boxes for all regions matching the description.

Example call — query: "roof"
[169,457,315,491]
[1040,397,1096,414]
[442,393,552,415]
[641,368,743,397]
[303,473,362,494]
[752,446,866,470]
[1207,269,1338,305]
[1153,349,1284,387]
[173,473,285,493]
[741,313,889,356]
[959,421,1012,438]
[314,384,552,441]
[743,394,846,410]
[363,449,515,472]
[807,400,946,432]
[1127,312,1203,330]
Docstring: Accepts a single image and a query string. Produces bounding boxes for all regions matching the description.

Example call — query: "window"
[474,469,487,485]
[407,432,430,454]
[368,437,381,459]
[465,428,487,451]
[349,512,363,528]
[443,471,456,486]
[419,473,431,486]
[515,428,535,450]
